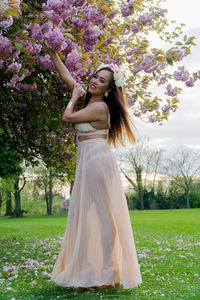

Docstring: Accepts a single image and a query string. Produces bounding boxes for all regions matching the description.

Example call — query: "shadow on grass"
[23,282,135,300]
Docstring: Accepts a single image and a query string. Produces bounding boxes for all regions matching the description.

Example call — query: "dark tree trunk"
[0,190,3,215]
[70,180,74,195]
[48,169,53,215]
[169,195,174,209]
[136,165,144,210]
[13,176,22,217]
[44,183,49,215]
[5,191,12,216]
[185,190,191,208]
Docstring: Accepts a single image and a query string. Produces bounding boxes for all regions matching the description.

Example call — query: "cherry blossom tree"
[0,0,199,173]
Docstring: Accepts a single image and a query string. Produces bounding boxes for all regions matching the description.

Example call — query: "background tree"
[13,173,26,217]
[190,180,200,208]
[0,177,14,216]
[32,163,68,215]
[163,147,200,209]
[120,136,164,209]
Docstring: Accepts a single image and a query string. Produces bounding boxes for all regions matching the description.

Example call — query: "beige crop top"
[74,102,111,138]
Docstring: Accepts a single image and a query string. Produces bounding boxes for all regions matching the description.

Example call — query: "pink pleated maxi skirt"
[51,137,142,289]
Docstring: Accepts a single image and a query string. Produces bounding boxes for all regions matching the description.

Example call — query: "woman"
[47,46,143,291]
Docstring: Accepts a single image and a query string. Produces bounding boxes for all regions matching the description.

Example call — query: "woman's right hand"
[72,82,86,100]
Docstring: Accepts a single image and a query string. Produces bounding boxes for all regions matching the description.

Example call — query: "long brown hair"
[77,67,135,147]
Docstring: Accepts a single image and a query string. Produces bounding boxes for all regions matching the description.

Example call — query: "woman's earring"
[104,91,108,97]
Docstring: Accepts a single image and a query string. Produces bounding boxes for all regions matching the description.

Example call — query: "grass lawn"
[0,208,200,299]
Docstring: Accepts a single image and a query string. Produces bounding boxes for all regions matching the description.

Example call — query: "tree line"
[0,162,74,217]
[118,137,200,210]
[1,136,200,217]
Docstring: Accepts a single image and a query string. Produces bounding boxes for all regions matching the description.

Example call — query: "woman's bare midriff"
[78,134,107,141]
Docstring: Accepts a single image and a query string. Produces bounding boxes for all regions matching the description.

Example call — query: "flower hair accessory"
[96,63,125,87]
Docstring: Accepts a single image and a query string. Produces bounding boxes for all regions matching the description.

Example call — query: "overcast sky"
[129,0,200,151]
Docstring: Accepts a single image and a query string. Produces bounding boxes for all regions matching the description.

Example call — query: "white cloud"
[160,0,200,29]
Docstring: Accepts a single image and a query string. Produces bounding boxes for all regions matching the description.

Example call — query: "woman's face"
[88,69,112,96]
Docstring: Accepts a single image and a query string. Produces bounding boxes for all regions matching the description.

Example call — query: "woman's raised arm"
[46,44,76,92]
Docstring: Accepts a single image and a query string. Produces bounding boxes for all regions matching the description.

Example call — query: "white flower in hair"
[96,63,125,87]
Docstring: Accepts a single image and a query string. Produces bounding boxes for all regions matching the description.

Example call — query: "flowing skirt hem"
[51,277,143,289]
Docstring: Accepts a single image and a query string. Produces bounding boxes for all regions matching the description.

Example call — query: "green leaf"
[166,57,173,66]
[176,41,183,46]
[184,47,191,54]
[22,46,31,56]
[136,91,144,99]
[15,42,23,50]
[18,68,26,76]
[185,36,196,46]
[133,94,138,99]
[4,8,20,18]
[184,34,187,41]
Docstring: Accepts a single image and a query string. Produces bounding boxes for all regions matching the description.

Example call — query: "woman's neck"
[89,95,104,104]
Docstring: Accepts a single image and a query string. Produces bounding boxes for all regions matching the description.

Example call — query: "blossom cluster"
[140,15,153,26]
[83,5,107,27]
[0,14,13,28]
[173,67,198,87]
[132,55,166,74]
[128,97,137,106]
[71,17,87,30]
[154,75,167,86]
[185,76,198,87]
[46,28,67,52]
[42,0,77,25]
[83,25,101,51]
[7,62,22,73]
[165,84,178,97]
[15,83,37,91]
[120,0,134,17]
[7,74,25,88]
[161,104,171,114]
[68,0,87,6]
[0,34,13,60]
[37,55,55,71]
[65,49,82,72]
[131,24,140,34]
[149,7,164,17]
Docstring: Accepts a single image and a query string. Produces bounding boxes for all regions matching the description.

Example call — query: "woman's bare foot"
[71,286,96,292]
[114,282,121,291]
[71,282,121,292]
[95,284,113,291]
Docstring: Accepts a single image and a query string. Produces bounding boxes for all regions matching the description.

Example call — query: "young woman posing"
[46,46,143,292]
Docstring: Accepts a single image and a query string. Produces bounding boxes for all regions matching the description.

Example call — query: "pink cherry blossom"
[68,0,86,7]
[46,28,67,52]
[140,14,153,25]
[83,25,101,50]
[165,84,178,96]
[38,54,55,71]
[0,15,13,28]
[120,5,133,17]
[131,24,140,34]
[0,34,13,60]
[65,48,82,72]
[8,62,22,73]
